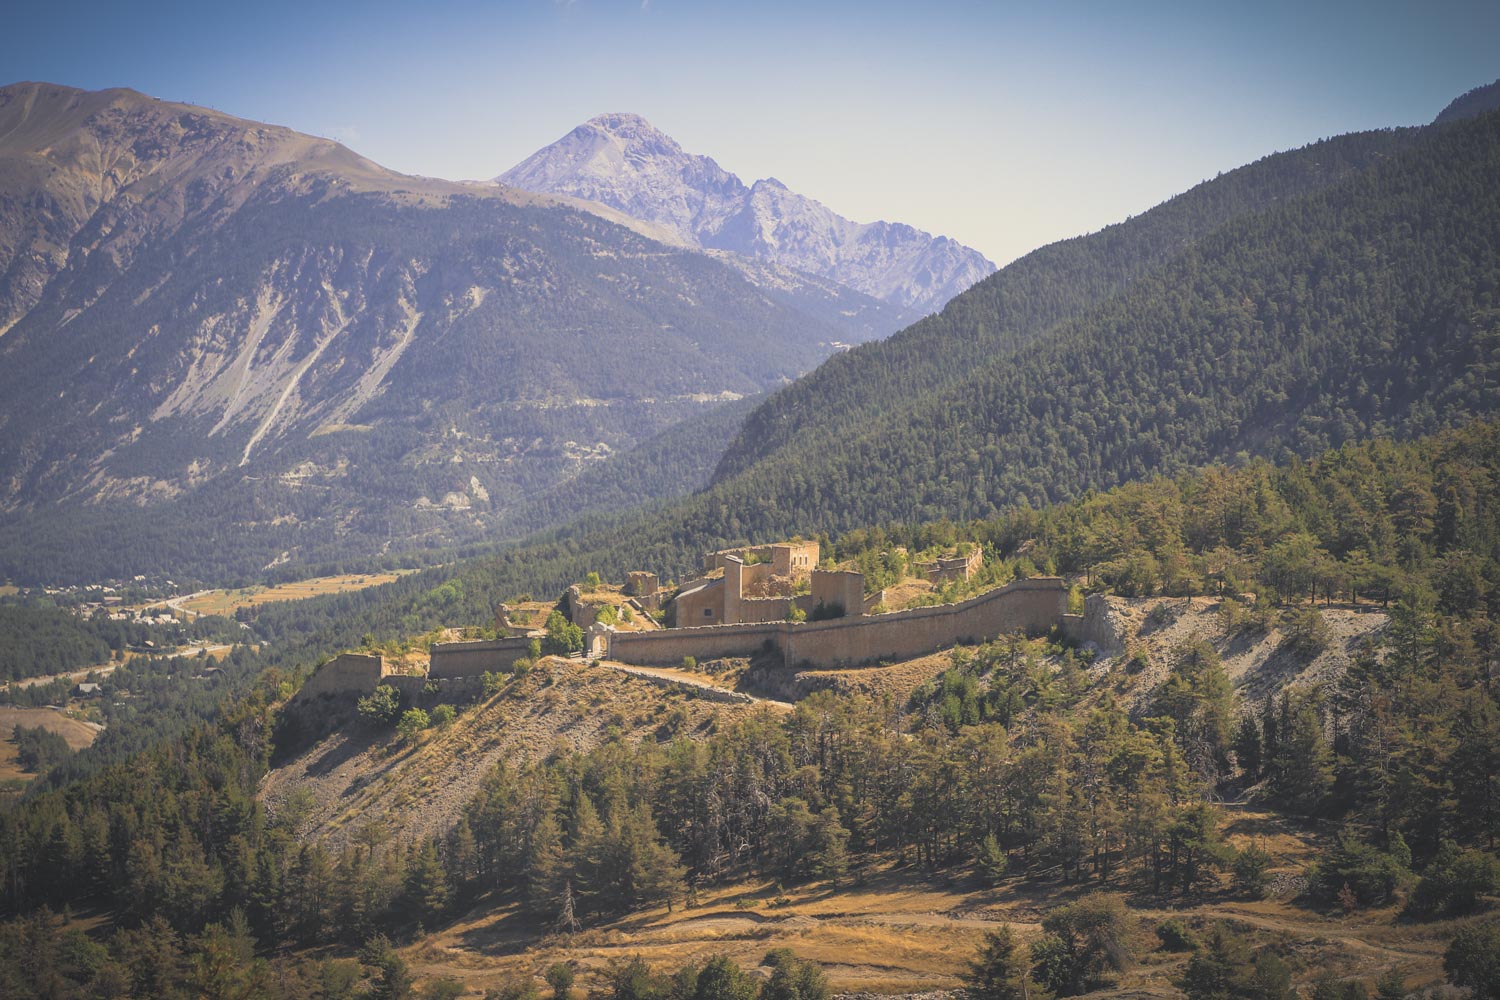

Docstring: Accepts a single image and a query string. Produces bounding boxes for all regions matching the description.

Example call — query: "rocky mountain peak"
[498,115,995,313]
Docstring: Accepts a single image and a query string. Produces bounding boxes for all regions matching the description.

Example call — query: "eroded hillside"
[261,658,775,854]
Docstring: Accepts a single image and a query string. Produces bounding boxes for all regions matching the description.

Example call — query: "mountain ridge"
[0,82,916,582]
[498,111,995,312]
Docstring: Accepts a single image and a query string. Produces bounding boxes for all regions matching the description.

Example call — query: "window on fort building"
[704,608,713,617]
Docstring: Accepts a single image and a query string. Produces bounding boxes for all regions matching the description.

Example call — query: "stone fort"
[294,540,1110,698]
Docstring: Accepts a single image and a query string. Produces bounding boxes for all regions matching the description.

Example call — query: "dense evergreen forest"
[702,107,1500,538]
[0,603,242,682]
[712,125,1423,483]
[1,422,1496,997]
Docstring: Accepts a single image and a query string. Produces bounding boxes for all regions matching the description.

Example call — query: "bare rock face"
[498,113,996,313]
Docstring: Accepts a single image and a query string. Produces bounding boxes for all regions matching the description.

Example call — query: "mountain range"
[0,82,947,581]
[1,80,1497,585]
[498,112,995,313]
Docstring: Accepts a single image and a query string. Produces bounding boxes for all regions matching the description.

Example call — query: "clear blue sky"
[5,0,1497,265]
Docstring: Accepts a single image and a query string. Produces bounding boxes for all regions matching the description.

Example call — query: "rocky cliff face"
[498,113,995,313]
[0,84,898,580]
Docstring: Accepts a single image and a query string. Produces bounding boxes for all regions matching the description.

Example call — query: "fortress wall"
[297,652,387,699]
[784,577,1067,668]
[1060,594,1125,656]
[737,597,792,623]
[608,577,1069,671]
[385,675,430,701]
[608,622,786,667]
[429,637,535,678]
[811,570,865,618]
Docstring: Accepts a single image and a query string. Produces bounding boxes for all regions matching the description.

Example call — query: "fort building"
[922,543,984,585]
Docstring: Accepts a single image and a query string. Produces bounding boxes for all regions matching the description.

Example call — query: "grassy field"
[177,570,414,617]
[0,706,100,788]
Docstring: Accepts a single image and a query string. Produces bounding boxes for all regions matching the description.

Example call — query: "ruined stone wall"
[783,577,1066,668]
[564,585,600,629]
[811,570,865,618]
[429,637,535,678]
[609,578,1069,670]
[296,652,388,698]
[723,558,744,624]
[625,572,659,597]
[675,578,725,627]
[736,597,793,623]
[771,542,819,579]
[1060,594,1125,656]
[608,622,786,667]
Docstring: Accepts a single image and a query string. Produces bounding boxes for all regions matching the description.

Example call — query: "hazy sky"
[5,0,1498,265]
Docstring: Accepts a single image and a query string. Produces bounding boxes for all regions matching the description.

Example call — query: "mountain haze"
[499,112,995,313]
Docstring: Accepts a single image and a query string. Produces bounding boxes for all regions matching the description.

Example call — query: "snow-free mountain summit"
[498,113,996,313]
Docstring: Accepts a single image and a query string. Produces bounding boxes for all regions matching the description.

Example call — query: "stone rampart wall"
[607,578,1069,670]
[429,637,534,678]
[1059,594,1124,656]
[296,652,387,698]
[608,622,786,667]
[784,577,1066,668]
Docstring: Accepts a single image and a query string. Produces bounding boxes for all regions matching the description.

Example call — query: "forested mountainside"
[710,126,1424,483]
[699,105,1500,537]
[500,112,994,312]
[1433,78,1500,124]
[3,421,1496,997]
[0,83,897,585]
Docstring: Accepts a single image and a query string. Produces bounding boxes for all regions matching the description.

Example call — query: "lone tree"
[1030,893,1133,996]
[967,925,1046,1000]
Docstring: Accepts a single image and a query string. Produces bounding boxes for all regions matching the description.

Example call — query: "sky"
[4,0,1498,266]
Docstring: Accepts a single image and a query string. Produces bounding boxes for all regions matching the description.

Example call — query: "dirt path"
[12,663,118,689]
[597,660,793,709]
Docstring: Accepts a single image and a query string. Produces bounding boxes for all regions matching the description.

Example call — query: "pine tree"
[966,925,1044,1000]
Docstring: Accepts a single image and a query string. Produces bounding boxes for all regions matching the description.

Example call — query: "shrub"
[425,978,465,1000]
[396,708,430,744]
[480,671,504,696]
[1282,608,1331,654]
[976,833,1009,886]
[1312,834,1409,908]
[544,962,575,1000]
[965,926,1035,1000]
[682,656,698,672]
[1031,892,1133,995]
[545,611,583,654]
[357,684,401,725]
[486,975,541,1000]
[693,956,758,1000]
[430,704,456,729]
[761,950,829,1000]
[1156,918,1198,952]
